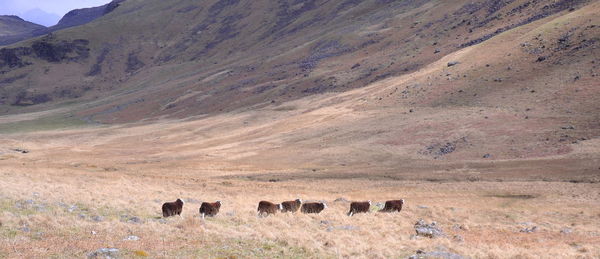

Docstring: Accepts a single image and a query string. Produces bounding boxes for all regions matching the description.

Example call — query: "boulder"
[414,219,445,238]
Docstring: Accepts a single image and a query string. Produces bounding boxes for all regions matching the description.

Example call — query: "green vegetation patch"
[0,115,91,134]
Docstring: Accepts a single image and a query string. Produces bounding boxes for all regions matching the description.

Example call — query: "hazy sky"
[0,0,112,26]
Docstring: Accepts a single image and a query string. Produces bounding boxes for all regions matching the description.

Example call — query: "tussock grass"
[0,166,598,258]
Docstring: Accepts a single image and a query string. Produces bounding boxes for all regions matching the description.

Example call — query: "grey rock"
[409,250,467,259]
[520,226,537,233]
[447,61,459,67]
[417,205,429,209]
[415,219,445,238]
[87,248,119,259]
[560,228,573,234]
[91,216,104,222]
[337,225,359,231]
[123,235,139,241]
[127,216,142,224]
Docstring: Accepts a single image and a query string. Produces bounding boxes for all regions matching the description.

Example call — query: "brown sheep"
[347,201,371,216]
[379,199,404,213]
[301,202,327,214]
[162,199,184,217]
[281,199,302,213]
[257,201,281,217]
[199,201,221,219]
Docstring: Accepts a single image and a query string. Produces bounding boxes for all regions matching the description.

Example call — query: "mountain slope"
[0,15,46,45]
[0,0,598,165]
[0,0,126,47]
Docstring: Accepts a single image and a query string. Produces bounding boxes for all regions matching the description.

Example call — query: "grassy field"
[0,147,599,258]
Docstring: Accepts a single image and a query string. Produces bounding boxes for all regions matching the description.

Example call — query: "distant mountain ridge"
[0,15,46,37]
[0,0,126,46]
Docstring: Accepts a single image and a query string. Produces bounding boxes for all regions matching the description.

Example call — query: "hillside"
[0,0,125,46]
[0,15,46,45]
[0,0,598,164]
[0,0,599,258]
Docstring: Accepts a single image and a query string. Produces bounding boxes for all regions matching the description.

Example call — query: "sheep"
[301,202,327,214]
[379,199,404,213]
[162,199,184,217]
[199,201,221,219]
[347,201,371,216]
[280,199,302,213]
[257,201,281,217]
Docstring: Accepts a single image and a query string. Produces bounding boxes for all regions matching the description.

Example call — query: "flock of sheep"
[161,198,404,219]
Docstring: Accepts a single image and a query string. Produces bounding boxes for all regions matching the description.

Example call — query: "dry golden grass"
[0,158,599,258]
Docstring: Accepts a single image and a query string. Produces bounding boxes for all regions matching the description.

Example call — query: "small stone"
[127,217,142,224]
[124,235,140,241]
[334,197,349,203]
[92,216,104,222]
[87,248,119,259]
[560,228,573,234]
[409,250,466,259]
[483,154,491,158]
[447,61,459,67]
[520,226,538,233]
